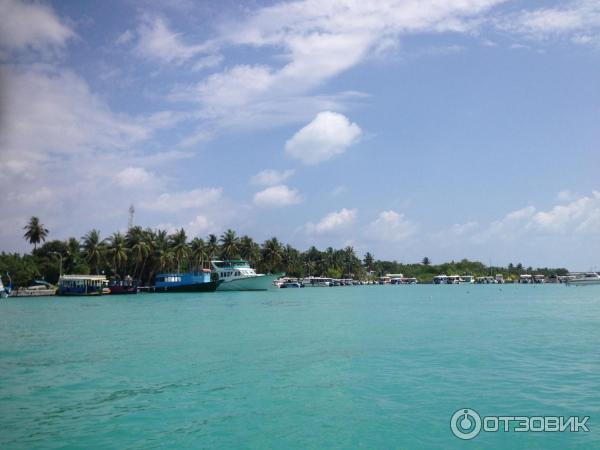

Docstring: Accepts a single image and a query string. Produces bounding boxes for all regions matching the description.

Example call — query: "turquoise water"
[1,285,600,449]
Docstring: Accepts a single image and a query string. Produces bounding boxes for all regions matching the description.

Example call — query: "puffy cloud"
[186,214,217,236]
[305,208,357,234]
[367,210,417,242]
[285,111,361,164]
[114,167,155,188]
[250,169,295,186]
[471,192,600,243]
[0,0,74,53]
[141,188,223,212]
[173,0,504,139]
[253,185,302,207]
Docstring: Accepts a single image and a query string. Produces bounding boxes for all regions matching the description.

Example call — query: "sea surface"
[1,285,600,449]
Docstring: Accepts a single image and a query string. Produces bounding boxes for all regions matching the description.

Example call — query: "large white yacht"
[567,273,600,286]
[211,260,280,291]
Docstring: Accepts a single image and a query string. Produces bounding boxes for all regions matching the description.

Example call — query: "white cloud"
[134,15,217,65]
[250,169,295,186]
[0,66,150,173]
[501,0,600,44]
[141,188,223,212]
[172,0,504,140]
[472,192,600,243]
[253,185,302,207]
[556,189,576,202]
[0,0,74,53]
[367,210,417,242]
[186,214,217,236]
[305,208,357,234]
[114,167,155,188]
[285,111,362,164]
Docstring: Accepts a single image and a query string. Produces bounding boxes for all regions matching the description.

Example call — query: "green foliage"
[3,218,569,287]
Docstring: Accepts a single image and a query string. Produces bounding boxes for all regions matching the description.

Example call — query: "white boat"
[211,260,280,291]
[0,273,12,298]
[301,276,333,287]
[567,273,600,286]
[433,275,448,284]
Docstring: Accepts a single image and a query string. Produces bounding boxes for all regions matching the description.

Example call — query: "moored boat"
[0,273,11,298]
[57,275,107,296]
[154,270,220,292]
[108,276,139,295]
[567,273,600,286]
[211,260,280,291]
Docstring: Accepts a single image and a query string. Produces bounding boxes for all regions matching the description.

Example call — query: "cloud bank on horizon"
[0,0,599,269]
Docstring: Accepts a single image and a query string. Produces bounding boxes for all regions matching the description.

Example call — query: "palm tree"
[81,229,105,274]
[207,234,219,260]
[190,237,208,270]
[422,257,431,266]
[23,216,49,250]
[282,244,300,275]
[219,229,240,260]
[151,229,173,276]
[107,232,128,276]
[363,252,374,273]
[126,226,151,279]
[261,237,283,273]
[239,235,260,266]
[169,228,190,273]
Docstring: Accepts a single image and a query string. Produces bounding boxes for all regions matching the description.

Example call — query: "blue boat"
[154,270,220,292]
[57,275,107,296]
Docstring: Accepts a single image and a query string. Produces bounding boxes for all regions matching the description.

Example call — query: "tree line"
[0,216,569,287]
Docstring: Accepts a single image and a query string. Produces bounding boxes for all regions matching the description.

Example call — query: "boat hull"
[567,279,600,286]
[109,286,139,295]
[57,289,103,296]
[153,281,220,293]
[217,274,280,291]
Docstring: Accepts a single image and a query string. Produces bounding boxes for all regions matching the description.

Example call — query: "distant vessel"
[567,273,600,286]
[154,270,220,292]
[211,260,280,291]
[57,275,107,296]
[280,281,303,288]
[301,276,334,287]
[433,275,448,285]
[0,273,11,298]
[108,277,139,295]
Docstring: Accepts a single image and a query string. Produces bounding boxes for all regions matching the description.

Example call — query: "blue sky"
[0,0,599,270]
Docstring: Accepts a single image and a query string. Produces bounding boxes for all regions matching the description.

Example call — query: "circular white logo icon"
[450,408,482,440]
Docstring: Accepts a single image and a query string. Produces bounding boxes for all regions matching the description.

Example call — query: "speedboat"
[280,281,303,288]
[211,260,280,291]
[567,273,600,286]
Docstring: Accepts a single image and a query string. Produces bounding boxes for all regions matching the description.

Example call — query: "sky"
[0,0,599,270]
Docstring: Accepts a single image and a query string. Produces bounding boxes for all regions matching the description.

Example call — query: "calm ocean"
[1,285,599,449]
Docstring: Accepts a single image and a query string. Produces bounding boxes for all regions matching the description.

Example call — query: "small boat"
[13,280,56,297]
[567,273,600,286]
[301,276,334,287]
[211,260,280,291]
[0,273,12,298]
[280,281,303,288]
[108,276,139,295]
[433,275,448,284]
[57,275,107,296]
[154,270,220,292]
